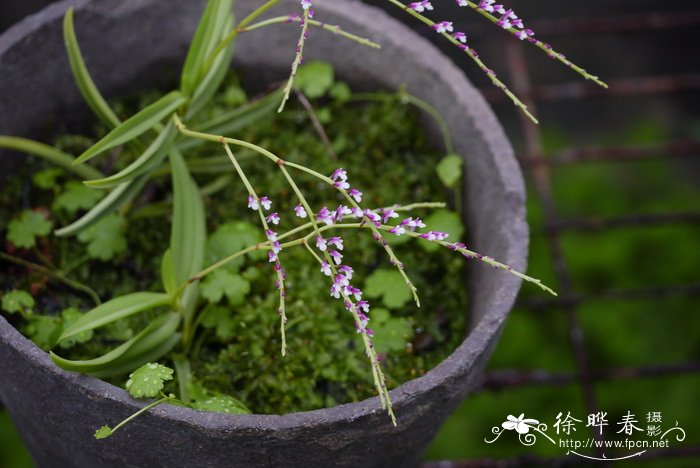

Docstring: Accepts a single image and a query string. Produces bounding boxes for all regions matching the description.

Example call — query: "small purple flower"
[300,0,312,10]
[268,251,277,263]
[346,286,363,301]
[400,217,426,231]
[265,229,278,242]
[478,0,497,13]
[271,241,282,255]
[260,196,272,211]
[330,282,342,299]
[449,242,466,251]
[331,168,347,182]
[330,250,343,265]
[357,300,370,313]
[316,206,334,226]
[266,212,280,225]
[294,204,307,218]
[338,265,354,279]
[389,225,406,236]
[365,328,374,337]
[381,209,399,223]
[453,31,467,43]
[408,1,433,13]
[328,236,344,250]
[420,230,449,241]
[334,180,350,190]
[352,207,364,218]
[363,209,382,226]
[455,0,468,6]
[348,188,363,203]
[247,195,259,210]
[334,205,352,222]
[316,236,327,251]
[320,261,332,276]
[433,21,454,34]
[334,274,349,288]
[358,312,370,327]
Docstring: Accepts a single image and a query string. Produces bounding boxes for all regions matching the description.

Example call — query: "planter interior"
[0,0,528,466]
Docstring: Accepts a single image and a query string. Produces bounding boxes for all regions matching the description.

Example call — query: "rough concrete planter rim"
[0,0,527,461]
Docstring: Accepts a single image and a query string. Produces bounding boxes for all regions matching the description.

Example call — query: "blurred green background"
[2,1,699,466]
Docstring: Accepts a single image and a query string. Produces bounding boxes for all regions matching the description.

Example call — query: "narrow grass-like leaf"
[74,91,185,165]
[55,173,148,236]
[57,292,171,343]
[90,315,181,377]
[50,313,180,376]
[161,249,177,298]
[186,20,235,119]
[0,136,103,180]
[180,0,233,96]
[170,150,206,284]
[84,122,176,188]
[63,8,120,128]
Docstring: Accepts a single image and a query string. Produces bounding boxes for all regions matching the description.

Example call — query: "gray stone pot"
[0,0,528,466]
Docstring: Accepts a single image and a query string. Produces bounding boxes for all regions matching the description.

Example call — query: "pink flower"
[328,236,344,250]
[330,250,343,265]
[338,265,354,279]
[331,168,347,182]
[294,204,307,218]
[266,212,280,225]
[433,21,454,34]
[348,188,363,203]
[320,261,332,276]
[389,225,406,236]
[247,195,259,210]
[453,32,467,43]
[408,1,433,13]
[260,196,272,211]
[316,236,327,251]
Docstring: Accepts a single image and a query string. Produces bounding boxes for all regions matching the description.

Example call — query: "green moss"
[0,71,468,414]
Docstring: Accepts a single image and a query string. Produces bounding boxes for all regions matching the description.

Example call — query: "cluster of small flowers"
[474,0,534,40]
[316,235,373,336]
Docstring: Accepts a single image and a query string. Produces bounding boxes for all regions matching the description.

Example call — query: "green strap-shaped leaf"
[84,122,177,188]
[185,13,235,119]
[55,173,148,237]
[170,149,206,284]
[74,91,186,165]
[161,249,177,298]
[180,0,233,96]
[63,8,120,129]
[0,136,103,180]
[57,292,171,343]
[51,313,180,376]
[90,316,181,378]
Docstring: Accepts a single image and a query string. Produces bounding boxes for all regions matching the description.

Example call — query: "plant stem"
[0,252,101,305]
[241,16,381,49]
[109,394,173,435]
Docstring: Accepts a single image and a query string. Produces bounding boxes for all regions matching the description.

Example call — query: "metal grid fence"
[425,3,700,466]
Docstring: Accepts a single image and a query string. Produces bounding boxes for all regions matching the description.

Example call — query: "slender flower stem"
[222,143,288,356]
[384,0,538,123]
[278,8,310,113]
[462,1,607,88]
[237,0,281,31]
[241,16,381,49]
